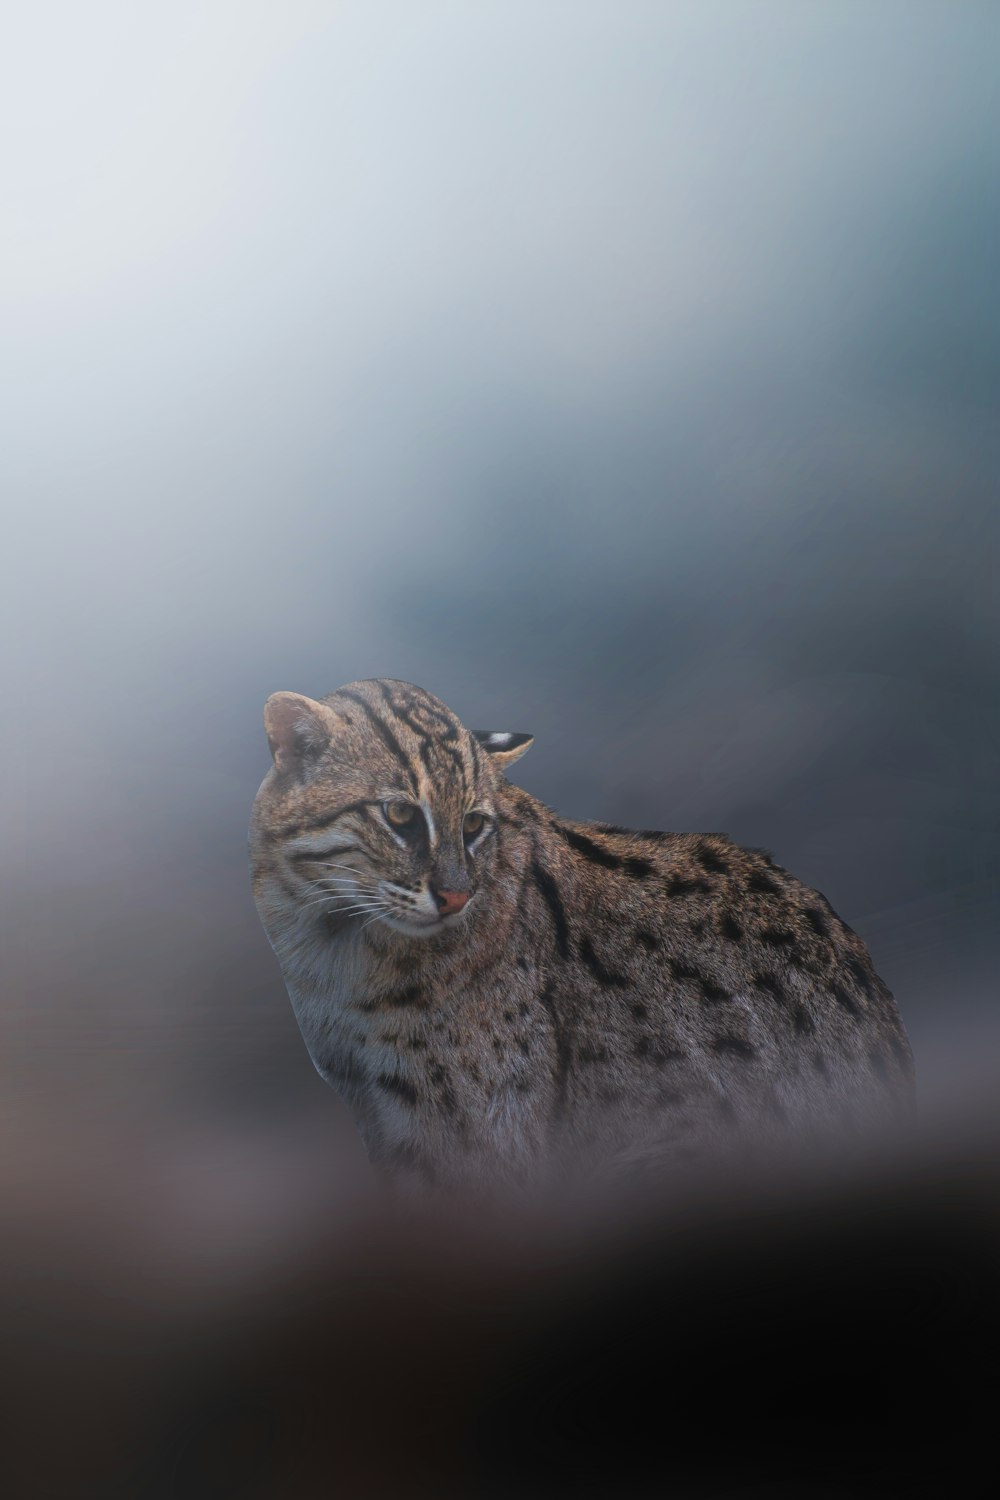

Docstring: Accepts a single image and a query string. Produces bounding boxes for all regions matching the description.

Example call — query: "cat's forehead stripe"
[311,680,489,826]
[373,680,474,800]
[332,687,419,794]
[332,679,473,801]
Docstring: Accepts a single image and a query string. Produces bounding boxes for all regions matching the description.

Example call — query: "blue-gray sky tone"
[4,3,997,1148]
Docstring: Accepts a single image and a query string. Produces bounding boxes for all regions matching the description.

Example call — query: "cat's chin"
[381,910,472,939]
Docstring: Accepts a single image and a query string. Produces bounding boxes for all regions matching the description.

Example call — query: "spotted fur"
[250,679,914,1189]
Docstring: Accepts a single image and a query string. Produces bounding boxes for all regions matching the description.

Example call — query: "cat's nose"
[433,888,471,917]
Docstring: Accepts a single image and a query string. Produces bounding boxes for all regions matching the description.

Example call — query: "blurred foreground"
[4,1088,998,1499]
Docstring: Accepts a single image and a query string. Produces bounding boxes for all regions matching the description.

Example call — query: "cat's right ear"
[263,692,335,775]
[472,729,534,769]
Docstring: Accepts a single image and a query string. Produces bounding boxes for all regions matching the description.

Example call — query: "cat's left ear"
[472,729,534,769]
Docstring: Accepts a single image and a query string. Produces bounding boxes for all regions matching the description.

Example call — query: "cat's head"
[251,679,532,938]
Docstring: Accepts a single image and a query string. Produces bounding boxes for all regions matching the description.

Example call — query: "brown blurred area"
[4,1103,999,1498]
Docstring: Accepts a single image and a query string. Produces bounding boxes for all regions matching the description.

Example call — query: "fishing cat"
[250,679,913,1190]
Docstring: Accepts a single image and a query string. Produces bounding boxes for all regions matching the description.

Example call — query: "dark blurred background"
[2,4,998,1493]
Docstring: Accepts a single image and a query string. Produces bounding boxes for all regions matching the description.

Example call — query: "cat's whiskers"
[298,889,383,916]
[305,886,361,906]
[301,905,385,925]
[303,892,381,912]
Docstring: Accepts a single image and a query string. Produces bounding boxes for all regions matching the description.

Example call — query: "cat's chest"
[281,924,372,1074]
[344,959,554,1165]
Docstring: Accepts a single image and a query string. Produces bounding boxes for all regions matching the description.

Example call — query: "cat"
[250,678,914,1191]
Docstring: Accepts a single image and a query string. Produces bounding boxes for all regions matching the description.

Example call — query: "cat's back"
[520,811,914,1145]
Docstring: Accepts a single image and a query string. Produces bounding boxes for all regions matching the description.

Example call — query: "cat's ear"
[264,692,335,775]
[472,729,534,769]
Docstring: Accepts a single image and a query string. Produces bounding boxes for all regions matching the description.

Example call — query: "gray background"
[3,4,997,1233]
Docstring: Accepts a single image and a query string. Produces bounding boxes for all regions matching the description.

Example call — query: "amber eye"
[463,811,486,840]
[384,800,417,829]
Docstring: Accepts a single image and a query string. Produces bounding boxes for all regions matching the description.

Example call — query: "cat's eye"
[383,800,418,829]
[463,811,486,840]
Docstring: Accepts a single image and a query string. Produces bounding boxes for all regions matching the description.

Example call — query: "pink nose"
[434,889,470,917]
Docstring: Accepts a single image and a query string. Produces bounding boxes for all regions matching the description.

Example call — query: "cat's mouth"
[380,902,475,938]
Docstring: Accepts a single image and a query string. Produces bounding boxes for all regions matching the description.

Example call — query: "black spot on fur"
[555,825,629,871]
[700,977,729,1003]
[749,847,776,865]
[578,1045,609,1064]
[712,1036,756,1059]
[720,912,744,943]
[531,860,570,959]
[656,1087,686,1108]
[631,1002,649,1021]
[389,985,425,1008]
[760,927,797,948]
[636,1039,685,1065]
[755,973,785,1002]
[579,936,629,987]
[538,981,572,1118]
[428,1061,459,1118]
[814,892,852,938]
[697,844,730,874]
[635,930,659,952]
[846,955,875,996]
[793,1004,815,1036]
[377,1072,419,1108]
[833,983,861,1017]
[802,906,831,938]
[595,823,669,841]
[748,870,783,896]
[671,961,702,985]
[667,875,711,898]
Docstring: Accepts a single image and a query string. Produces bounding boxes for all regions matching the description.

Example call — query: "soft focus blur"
[2,4,998,1493]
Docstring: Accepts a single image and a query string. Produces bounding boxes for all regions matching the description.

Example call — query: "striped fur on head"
[252,678,529,938]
